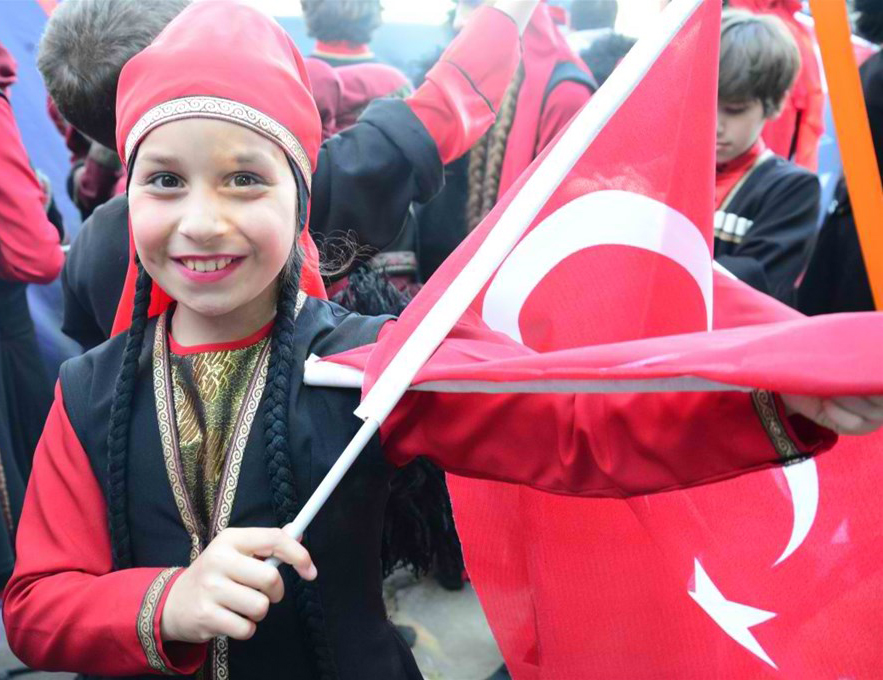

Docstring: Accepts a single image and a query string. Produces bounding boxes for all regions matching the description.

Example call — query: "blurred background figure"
[0,39,65,590]
[302,0,413,140]
[798,0,883,315]
[727,0,825,171]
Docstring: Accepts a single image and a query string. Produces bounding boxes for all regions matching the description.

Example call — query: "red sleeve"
[379,333,835,499]
[536,80,593,154]
[2,383,206,676]
[407,6,522,164]
[0,96,63,284]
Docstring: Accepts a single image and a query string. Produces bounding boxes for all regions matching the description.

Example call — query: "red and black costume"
[415,3,598,279]
[3,3,834,678]
[0,41,64,586]
[714,139,820,305]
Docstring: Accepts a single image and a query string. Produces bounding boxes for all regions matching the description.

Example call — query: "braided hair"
[465,62,525,232]
[106,164,337,677]
[262,167,338,679]
[106,260,153,569]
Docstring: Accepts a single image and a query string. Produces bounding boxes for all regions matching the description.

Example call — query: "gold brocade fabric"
[169,337,269,538]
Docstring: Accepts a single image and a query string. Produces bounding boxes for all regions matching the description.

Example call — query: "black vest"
[60,297,421,679]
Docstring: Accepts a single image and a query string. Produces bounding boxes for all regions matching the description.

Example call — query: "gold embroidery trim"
[751,389,801,461]
[125,96,312,191]
[138,566,182,674]
[211,341,271,535]
[154,314,202,563]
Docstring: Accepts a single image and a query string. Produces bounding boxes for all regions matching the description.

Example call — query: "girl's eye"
[149,173,183,189]
[232,173,262,188]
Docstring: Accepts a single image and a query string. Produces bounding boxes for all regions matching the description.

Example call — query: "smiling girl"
[3,2,882,679]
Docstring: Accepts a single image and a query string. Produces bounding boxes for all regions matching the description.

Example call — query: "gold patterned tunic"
[169,335,270,542]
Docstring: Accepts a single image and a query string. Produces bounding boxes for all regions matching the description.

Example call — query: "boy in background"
[714,9,820,305]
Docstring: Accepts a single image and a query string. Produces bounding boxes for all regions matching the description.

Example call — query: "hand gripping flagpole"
[267,0,707,568]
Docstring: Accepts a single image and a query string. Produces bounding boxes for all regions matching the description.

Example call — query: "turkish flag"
[309,0,883,675]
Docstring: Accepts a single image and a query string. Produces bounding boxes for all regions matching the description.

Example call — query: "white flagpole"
[269,0,706,565]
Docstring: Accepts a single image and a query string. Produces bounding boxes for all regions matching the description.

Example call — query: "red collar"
[169,317,274,356]
[313,41,374,61]
[715,139,766,210]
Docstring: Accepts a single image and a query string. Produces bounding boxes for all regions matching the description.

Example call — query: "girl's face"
[128,119,298,324]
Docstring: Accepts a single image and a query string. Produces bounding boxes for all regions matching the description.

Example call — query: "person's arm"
[375,320,836,498]
[715,167,820,304]
[2,384,207,675]
[407,5,525,165]
[311,4,529,251]
[382,387,834,498]
[0,94,64,284]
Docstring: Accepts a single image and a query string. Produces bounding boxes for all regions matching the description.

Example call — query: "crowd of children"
[1,1,883,678]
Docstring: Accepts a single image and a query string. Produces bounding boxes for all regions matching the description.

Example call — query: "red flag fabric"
[309,0,883,675]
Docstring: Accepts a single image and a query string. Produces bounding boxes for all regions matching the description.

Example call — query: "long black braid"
[261,166,338,679]
[106,261,153,569]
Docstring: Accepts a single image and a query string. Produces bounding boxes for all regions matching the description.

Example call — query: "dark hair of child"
[301,0,383,46]
[856,0,883,46]
[104,165,338,679]
[718,9,800,116]
[37,0,191,149]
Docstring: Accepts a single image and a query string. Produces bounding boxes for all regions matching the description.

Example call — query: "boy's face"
[716,98,767,164]
[128,118,298,325]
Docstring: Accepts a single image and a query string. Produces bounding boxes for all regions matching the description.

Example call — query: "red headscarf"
[111,0,326,335]
[497,3,591,197]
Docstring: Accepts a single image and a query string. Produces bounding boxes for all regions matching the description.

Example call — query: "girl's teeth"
[182,258,234,273]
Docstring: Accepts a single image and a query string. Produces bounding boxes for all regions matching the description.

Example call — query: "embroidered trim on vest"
[153,314,202,563]
[751,389,801,462]
[138,566,181,674]
[125,96,312,191]
[151,293,305,679]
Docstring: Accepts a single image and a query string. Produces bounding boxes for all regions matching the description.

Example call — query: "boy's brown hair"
[301,0,383,47]
[719,9,801,117]
[37,0,191,149]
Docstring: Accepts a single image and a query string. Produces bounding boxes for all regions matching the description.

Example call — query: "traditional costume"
[714,139,820,304]
[3,3,834,679]
[0,42,64,587]
[798,48,883,315]
[415,2,598,279]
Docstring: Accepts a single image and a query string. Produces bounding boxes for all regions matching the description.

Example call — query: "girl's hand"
[781,394,883,436]
[159,527,316,644]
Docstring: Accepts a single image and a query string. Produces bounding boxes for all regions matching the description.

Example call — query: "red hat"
[112,0,326,335]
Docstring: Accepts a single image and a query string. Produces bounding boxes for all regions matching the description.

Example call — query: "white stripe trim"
[303,355,750,394]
